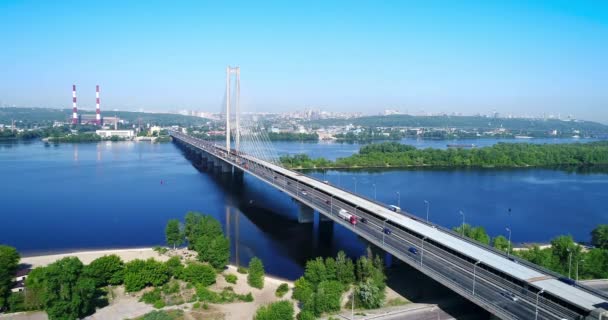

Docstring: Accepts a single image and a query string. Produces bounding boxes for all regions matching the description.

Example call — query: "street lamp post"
[535,289,545,320]
[424,200,430,223]
[567,248,573,279]
[372,184,377,200]
[472,261,480,295]
[577,259,585,281]
[506,227,512,256]
[396,191,400,208]
[421,237,427,267]
[351,290,354,320]
[459,210,465,236]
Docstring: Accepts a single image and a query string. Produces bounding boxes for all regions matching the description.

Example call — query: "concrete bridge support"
[297,202,315,223]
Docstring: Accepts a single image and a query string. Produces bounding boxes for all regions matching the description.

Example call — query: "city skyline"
[1,1,607,122]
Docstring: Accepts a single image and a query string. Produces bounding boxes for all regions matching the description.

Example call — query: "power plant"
[70,84,105,126]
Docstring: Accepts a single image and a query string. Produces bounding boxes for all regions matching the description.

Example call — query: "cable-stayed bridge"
[169,67,608,320]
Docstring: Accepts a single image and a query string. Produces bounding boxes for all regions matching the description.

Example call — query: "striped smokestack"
[96,85,101,125]
[72,84,78,125]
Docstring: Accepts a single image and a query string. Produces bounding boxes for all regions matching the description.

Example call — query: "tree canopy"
[0,245,20,310]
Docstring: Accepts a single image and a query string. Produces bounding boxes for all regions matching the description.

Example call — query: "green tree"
[0,245,20,310]
[84,255,124,287]
[304,257,327,285]
[24,267,46,310]
[165,219,184,249]
[356,277,384,309]
[184,212,203,249]
[248,257,265,289]
[196,234,230,269]
[181,262,216,286]
[492,235,510,252]
[591,225,608,249]
[293,277,314,303]
[254,300,294,320]
[335,251,355,285]
[41,257,97,320]
[314,280,344,315]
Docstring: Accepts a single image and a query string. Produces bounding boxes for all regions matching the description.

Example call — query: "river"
[0,138,606,280]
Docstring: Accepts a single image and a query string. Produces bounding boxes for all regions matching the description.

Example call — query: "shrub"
[254,300,294,320]
[202,302,209,310]
[142,310,184,320]
[165,256,183,278]
[242,292,254,302]
[247,257,265,289]
[140,288,162,304]
[124,259,170,292]
[193,302,201,309]
[181,262,216,286]
[275,283,289,297]
[162,280,180,295]
[224,273,238,284]
[153,246,169,255]
[297,311,316,320]
[153,300,166,309]
[237,266,248,274]
[196,285,254,304]
[84,254,125,286]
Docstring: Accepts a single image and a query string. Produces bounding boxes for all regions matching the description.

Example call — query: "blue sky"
[1,0,607,121]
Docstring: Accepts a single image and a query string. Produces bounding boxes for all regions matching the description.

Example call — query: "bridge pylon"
[225,66,241,152]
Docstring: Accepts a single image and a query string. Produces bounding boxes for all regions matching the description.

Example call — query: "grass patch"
[224,274,237,284]
[385,297,409,307]
[237,266,248,274]
[196,285,254,303]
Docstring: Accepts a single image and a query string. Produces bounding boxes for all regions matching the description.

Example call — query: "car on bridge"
[408,247,418,255]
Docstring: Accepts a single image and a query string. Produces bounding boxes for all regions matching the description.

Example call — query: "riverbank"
[20,247,169,268]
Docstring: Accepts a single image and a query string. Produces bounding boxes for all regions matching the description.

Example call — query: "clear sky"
[1,1,607,121]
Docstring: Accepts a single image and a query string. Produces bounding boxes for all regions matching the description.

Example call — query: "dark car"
[558,277,576,286]
[360,217,368,224]
[383,228,392,235]
[500,291,519,302]
[408,247,418,255]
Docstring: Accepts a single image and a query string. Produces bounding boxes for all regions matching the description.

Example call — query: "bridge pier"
[219,161,231,173]
[297,202,314,223]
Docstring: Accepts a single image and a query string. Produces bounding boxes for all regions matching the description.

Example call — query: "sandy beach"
[20,247,169,268]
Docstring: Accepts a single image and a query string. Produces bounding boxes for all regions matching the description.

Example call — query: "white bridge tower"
[225,66,241,151]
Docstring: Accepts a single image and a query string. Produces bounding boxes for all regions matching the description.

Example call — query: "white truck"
[338,209,357,225]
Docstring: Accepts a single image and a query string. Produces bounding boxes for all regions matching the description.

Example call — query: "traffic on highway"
[171,131,608,320]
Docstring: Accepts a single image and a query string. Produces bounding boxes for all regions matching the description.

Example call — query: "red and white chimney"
[72,84,78,125]
[96,85,101,125]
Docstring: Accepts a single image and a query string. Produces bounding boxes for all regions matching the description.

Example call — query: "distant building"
[11,268,31,293]
[149,126,162,135]
[96,130,134,138]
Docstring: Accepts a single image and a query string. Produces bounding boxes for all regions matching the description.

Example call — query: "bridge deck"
[171,131,608,318]
[240,150,606,312]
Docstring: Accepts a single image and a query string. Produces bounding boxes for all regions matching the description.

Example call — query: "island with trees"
[280,141,608,170]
